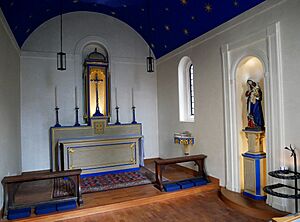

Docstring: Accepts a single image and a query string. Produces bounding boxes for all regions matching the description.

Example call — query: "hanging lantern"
[57,51,66,71]
[146,47,154,73]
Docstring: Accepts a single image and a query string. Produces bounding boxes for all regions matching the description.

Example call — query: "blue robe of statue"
[249,100,264,128]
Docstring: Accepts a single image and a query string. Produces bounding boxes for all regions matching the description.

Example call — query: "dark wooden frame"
[1,169,82,219]
[154,154,208,191]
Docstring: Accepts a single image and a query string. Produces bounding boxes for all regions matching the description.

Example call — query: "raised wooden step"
[218,187,287,220]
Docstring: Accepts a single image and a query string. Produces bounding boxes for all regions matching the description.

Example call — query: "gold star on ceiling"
[204,3,212,13]
[164,25,170,31]
[180,0,187,5]
[233,0,239,7]
[151,43,155,48]
[183,29,189,35]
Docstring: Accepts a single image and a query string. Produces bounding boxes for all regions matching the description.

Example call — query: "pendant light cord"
[60,0,63,52]
[147,0,151,57]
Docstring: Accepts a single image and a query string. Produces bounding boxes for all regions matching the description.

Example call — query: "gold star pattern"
[164,25,170,31]
[204,3,212,13]
[233,0,239,7]
[151,43,155,48]
[180,0,187,5]
[111,11,116,15]
[151,27,155,31]
[183,29,189,35]
[191,16,195,20]
[164,45,168,48]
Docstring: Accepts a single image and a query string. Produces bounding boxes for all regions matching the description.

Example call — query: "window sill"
[179,117,195,123]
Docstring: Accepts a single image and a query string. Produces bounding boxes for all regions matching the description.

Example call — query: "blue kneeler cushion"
[35,203,57,215]
[177,180,195,189]
[7,208,31,220]
[56,200,77,211]
[163,177,209,192]
[190,178,208,186]
[163,183,181,192]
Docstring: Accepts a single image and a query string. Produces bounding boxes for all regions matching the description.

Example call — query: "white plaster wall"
[157,0,300,197]
[0,10,21,207]
[21,12,159,171]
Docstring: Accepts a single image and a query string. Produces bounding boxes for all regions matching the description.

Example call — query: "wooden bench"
[1,169,82,219]
[155,154,208,191]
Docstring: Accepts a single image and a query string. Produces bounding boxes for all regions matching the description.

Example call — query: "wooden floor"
[2,161,287,222]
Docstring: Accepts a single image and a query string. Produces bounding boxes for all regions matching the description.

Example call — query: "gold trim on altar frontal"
[68,143,137,169]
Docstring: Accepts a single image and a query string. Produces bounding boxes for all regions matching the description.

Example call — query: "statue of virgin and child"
[245,79,265,131]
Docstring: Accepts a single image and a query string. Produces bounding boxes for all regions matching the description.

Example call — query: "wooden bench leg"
[195,159,209,182]
[2,183,8,219]
[155,162,164,191]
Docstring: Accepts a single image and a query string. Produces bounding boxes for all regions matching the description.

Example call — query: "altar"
[50,117,143,175]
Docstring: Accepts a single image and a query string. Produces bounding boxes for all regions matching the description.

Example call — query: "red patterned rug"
[80,170,153,194]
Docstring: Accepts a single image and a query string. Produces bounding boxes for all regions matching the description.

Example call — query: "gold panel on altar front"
[68,143,136,171]
[59,135,141,174]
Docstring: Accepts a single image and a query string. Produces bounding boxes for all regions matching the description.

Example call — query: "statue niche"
[83,48,110,124]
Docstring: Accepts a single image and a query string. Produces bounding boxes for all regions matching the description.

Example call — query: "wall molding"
[0,8,20,53]
[221,22,285,211]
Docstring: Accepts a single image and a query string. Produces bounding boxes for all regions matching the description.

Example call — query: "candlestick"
[115,106,121,125]
[131,106,137,124]
[74,107,80,126]
[54,107,61,127]
[55,86,58,107]
[115,88,118,107]
[131,88,134,107]
[75,86,78,108]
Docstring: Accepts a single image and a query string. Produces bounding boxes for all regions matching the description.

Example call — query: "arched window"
[178,56,195,122]
[189,64,194,116]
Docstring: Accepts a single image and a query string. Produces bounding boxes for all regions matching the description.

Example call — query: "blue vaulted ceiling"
[0,0,265,58]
